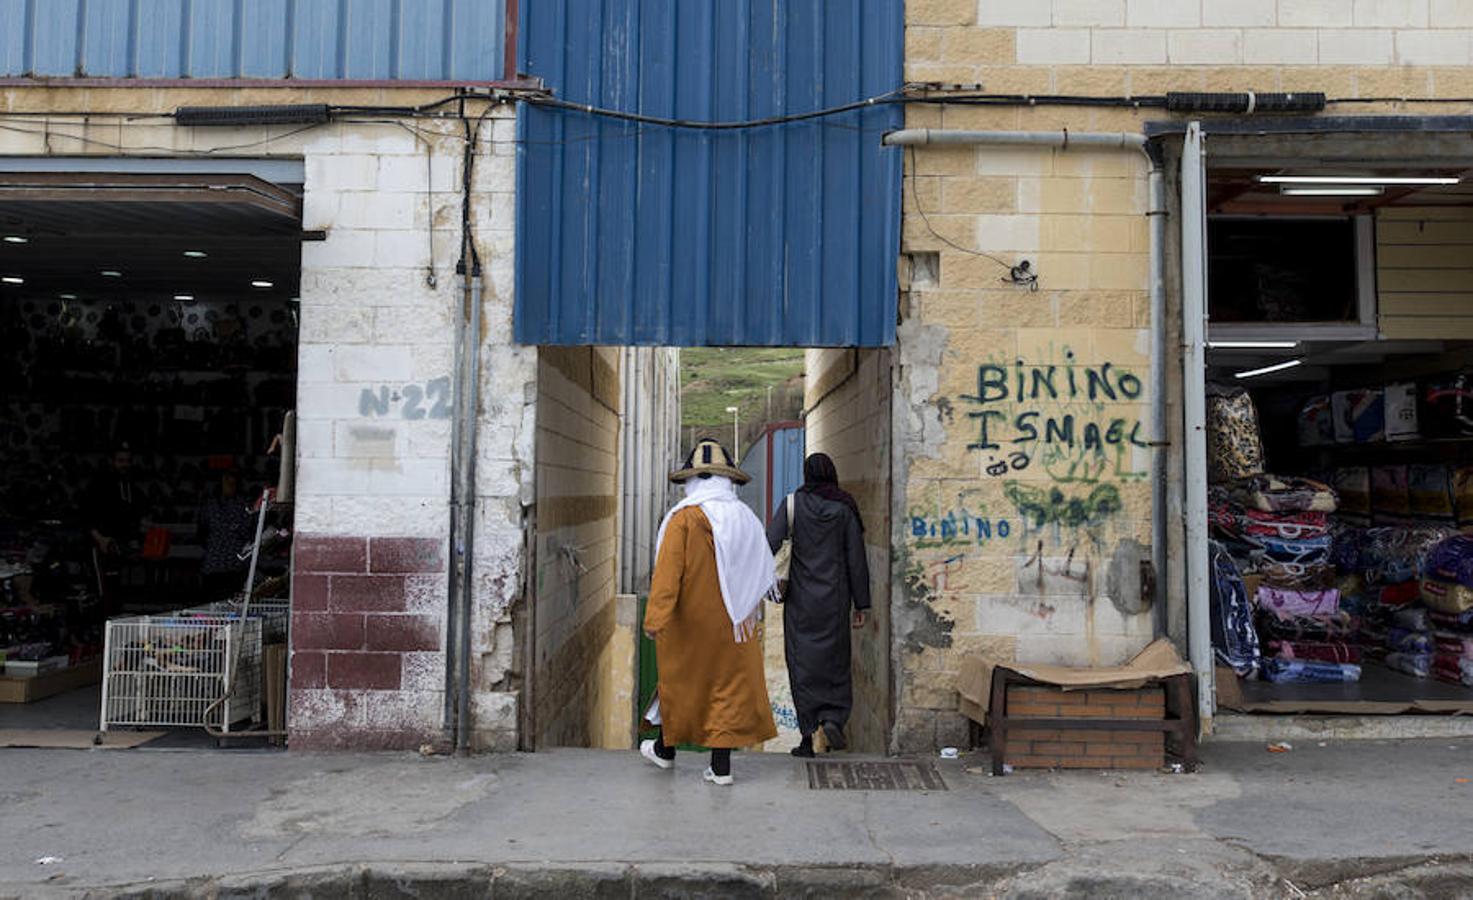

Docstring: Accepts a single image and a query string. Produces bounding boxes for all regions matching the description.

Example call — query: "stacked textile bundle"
[1211,475,1359,684]
[1423,535,1473,687]
[1352,527,1456,678]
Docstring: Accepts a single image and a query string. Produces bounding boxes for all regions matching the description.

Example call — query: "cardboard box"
[0,658,102,703]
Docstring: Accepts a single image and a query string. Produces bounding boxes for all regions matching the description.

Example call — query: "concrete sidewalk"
[3,739,1472,898]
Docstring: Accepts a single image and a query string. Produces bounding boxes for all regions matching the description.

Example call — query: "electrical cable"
[0,119,322,154]
[904,145,1029,284]
[519,88,909,130]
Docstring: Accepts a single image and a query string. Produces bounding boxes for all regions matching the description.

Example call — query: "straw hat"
[669,439,750,485]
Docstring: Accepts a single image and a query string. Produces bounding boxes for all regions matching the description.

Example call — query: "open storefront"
[1185,124,1473,719]
[0,162,299,747]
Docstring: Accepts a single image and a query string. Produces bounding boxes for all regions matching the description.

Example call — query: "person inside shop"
[83,443,144,560]
[82,443,146,614]
[196,467,256,602]
[766,452,871,758]
[639,440,779,786]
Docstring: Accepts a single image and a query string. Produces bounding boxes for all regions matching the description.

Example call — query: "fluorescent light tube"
[1280,186,1383,196]
[1235,359,1304,379]
[1259,175,1461,185]
[1208,340,1301,349]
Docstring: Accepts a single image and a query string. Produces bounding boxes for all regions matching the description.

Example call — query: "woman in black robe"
[766,453,871,757]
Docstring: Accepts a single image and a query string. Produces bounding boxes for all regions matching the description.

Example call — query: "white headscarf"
[654,475,778,642]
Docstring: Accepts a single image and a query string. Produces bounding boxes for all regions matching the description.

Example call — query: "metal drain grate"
[805,760,948,791]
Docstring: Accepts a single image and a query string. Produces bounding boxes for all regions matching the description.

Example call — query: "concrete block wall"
[911,0,1473,94]
[293,110,531,752]
[803,348,894,754]
[532,346,623,747]
[0,88,534,751]
[896,2,1473,750]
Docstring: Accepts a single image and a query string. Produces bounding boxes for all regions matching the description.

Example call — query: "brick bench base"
[987,671,1197,775]
[1004,686,1166,769]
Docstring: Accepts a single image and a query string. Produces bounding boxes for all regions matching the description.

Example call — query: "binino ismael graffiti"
[910,510,1013,549]
[960,352,1149,484]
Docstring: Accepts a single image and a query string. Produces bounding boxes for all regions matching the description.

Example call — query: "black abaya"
[767,491,871,735]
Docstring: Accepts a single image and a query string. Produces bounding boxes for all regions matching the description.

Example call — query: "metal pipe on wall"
[882,126,1172,636]
[456,273,483,753]
[1146,148,1170,635]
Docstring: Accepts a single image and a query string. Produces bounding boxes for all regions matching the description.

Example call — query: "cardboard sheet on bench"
[957,638,1191,723]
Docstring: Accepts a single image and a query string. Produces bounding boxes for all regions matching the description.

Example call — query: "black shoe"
[791,743,815,758]
[820,720,847,751]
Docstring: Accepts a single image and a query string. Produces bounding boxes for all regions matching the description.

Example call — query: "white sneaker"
[703,766,733,786]
[640,739,673,770]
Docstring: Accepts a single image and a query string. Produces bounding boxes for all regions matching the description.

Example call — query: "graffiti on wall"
[961,352,1149,485]
[359,376,452,420]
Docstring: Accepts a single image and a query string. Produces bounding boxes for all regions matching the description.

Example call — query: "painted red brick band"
[295,536,368,573]
[365,615,442,652]
[293,612,366,651]
[289,535,447,751]
[327,652,403,690]
[329,575,408,612]
[369,537,445,574]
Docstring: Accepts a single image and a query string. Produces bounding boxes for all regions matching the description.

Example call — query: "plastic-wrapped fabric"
[1422,579,1473,614]
[1433,654,1473,687]
[1256,534,1333,564]
[1233,475,1338,514]
[1391,607,1431,632]
[1265,639,1362,664]
[1334,468,1372,524]
[1257,610,1357,641]
[1253,558,1335,590]
[1330,525,1368,572]
[1372,466,1412,522]
[1434,633,1473,658]
[1298,395,1336,448]
[1207,388,1266,483]
[1245,510,1330,540]
[1362,527,1459,586]
[1387,627,1435,656]
[1209,540,1261,677]
[1430,609,1473,633]
[1409,465,1456,523]
[1421,373,1473,438]
[1384,382,1420,442]
[1331,389,1385,444]
[1256,585,1340,618]
[1424,534,1473,589]
[1384,652,1433,679]
[1261,658,1361,684]
[1455,466,1473,528]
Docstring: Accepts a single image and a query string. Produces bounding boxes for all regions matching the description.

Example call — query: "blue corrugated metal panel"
[771,426,806,519]
[0,0,505,80]
[515,0,902,348]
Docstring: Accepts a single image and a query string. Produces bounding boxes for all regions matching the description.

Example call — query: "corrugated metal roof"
[514,0,902,348]
[0,0,506,81]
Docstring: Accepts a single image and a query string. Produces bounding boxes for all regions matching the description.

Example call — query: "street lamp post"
[725,406,740,461]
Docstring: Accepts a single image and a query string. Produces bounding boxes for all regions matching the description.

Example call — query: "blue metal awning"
[514,0,902,348]
[0,0,508,82]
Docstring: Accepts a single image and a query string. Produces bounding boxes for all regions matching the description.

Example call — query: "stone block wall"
[803,348,894,754]
[291,107,532,752]
[891,1,1473,749]
[532,346,622,747]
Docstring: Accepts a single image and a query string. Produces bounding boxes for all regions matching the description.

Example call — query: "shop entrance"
[0,164,302,748]
[1188,133,1473,718]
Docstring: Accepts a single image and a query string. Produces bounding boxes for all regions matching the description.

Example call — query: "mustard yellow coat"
[644,507,777,748]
